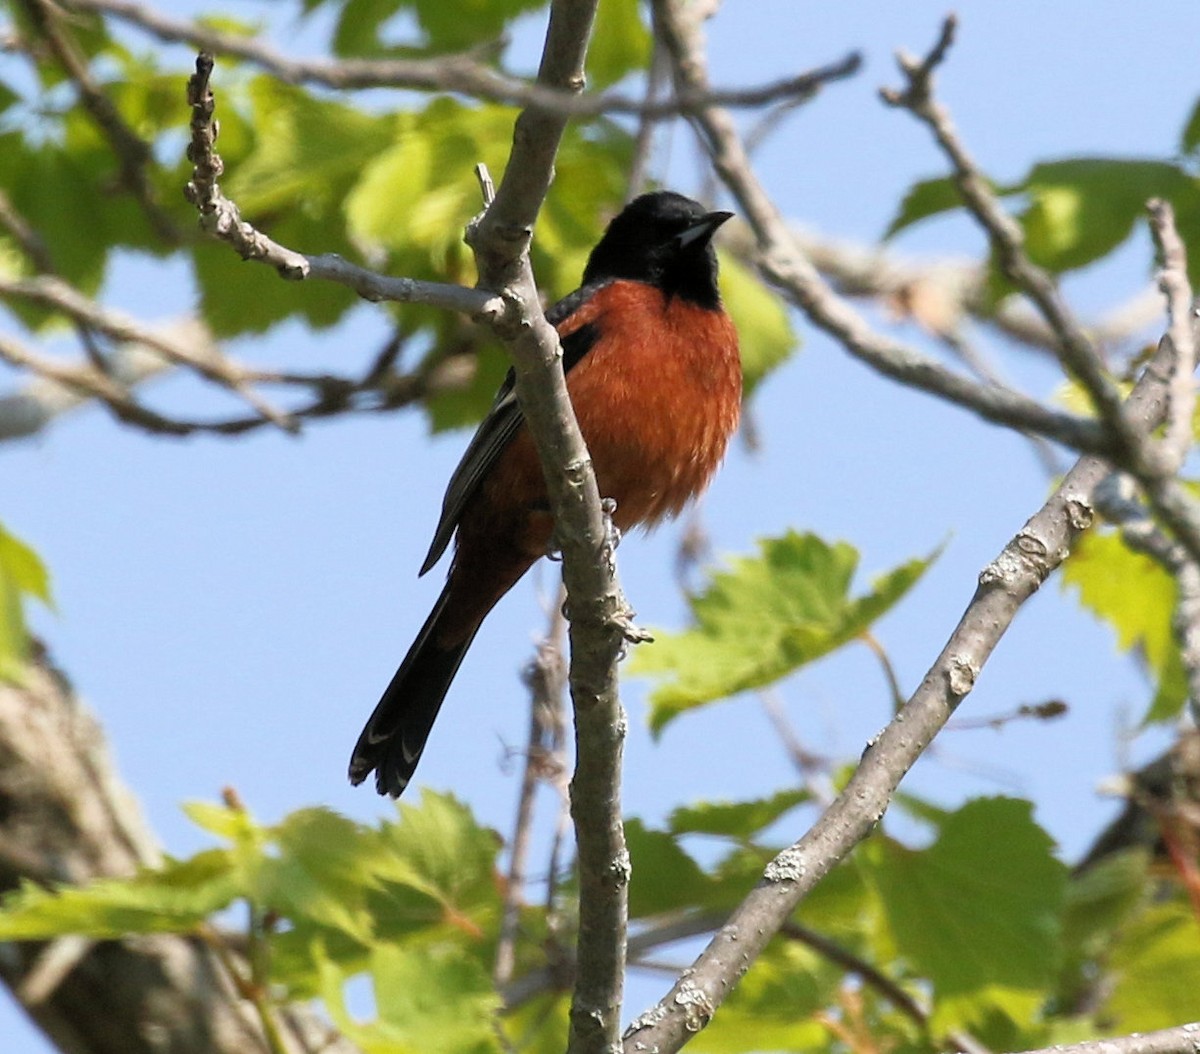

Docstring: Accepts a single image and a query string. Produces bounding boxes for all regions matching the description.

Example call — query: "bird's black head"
[582,191,733,309]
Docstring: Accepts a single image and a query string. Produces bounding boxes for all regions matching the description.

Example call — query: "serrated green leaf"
[257,808,383,942]
[719,252,797,395]
[1062,530,1186,723]
[182,799,262,843]
[317,940,502,1054]
[1105,902,1200,1029]
[864,797,1066,1025]
[634,531,937,734]
[0,850,238,939]
[668,789,810,839]
[374,789,502,914]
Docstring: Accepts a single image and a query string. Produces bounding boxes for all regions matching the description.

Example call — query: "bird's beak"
[676,210,734,250]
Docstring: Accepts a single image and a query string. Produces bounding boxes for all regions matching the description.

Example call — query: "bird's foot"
[613,600,654,653]
[600,497,622,553]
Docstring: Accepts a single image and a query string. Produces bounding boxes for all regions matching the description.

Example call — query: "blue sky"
[5,2,1200,1049]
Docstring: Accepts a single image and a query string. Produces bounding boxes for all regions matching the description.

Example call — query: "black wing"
[417,282,608,576]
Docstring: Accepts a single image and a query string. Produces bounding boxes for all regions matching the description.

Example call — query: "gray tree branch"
[66,0,858,119]
[463,4,635,1051]
[651,0,1111,457]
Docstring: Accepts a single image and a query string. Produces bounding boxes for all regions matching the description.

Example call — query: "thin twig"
[859,632,906,712]
[495,596,568,988]
[0,273,298,433]
[652,3,1112,457]
[20,0,180,244]
[778,922,992,1054]
[879,16,1136,455]
[1147,199,1197,472]
[184,54,504,323]
[68,0,859,119]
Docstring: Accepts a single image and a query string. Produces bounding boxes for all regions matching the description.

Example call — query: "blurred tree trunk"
[0,645,354,1054]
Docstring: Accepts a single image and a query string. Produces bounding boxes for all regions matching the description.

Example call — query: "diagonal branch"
[880,22,1200,573]
[621,284,1181,1054]
[651,1,1110,458]
[68,0,858,119]
[0,273,297,433]
[1010,1024,1200,1054]
[879,15,1137,456]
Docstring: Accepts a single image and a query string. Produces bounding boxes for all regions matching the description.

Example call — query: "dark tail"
[349,582,479,797]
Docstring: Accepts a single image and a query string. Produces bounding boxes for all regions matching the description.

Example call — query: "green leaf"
[270,792,500,994]
[0,850,238,939]
[0,522,53,681]
[863,797,1067,1028]
[317,940,502,1054]
[258,808,383,942]
[1057,850,1150,1010]
[587,0,652,90]
[884,174,967,238]
[374,789,502,915]
[182,799,262,843]
[1061,530,1186,723]
[668,789,810,839]
[689,942,836,1054]
[634,531,937,734]
[719,252,798,396]
[625,818,713,918]
[411,0,546,53]
[1182,98,1200,157]
[1105,902,1200,1029]
[1017,159,1195,275]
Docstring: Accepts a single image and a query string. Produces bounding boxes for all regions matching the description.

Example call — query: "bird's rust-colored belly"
[566,282,742,528]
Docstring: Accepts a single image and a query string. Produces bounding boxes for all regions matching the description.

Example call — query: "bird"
[349,190,743,797]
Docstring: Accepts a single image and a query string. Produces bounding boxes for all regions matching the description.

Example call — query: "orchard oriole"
[349,191,742,797]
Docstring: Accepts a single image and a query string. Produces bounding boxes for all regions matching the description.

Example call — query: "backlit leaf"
[634,531,936,734]
[863,797,1066,1029]
[1061,530,1186,723]
[0,522,53,681]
